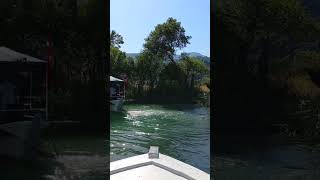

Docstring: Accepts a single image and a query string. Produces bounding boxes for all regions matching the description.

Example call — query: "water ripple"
[110,104,210,173]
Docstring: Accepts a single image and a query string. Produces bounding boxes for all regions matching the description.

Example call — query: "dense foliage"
[0,0,107,132]
[110,18,210,104]
[214,0,320,137]
[143,17,191,63]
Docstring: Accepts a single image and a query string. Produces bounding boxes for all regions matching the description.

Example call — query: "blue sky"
[110,0,210,57]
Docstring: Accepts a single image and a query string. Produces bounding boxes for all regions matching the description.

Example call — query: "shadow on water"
[213,133,320,180]
[110,111,127,121]
[0,156,63,180]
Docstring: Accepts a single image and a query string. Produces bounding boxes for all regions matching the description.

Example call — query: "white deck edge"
[110,153,210,180]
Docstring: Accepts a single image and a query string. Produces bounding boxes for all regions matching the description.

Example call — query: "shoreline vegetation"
[110,17,211,108]
[1,0,107,132]
[124,91,210,106]
[0,1,107,179]
[214,0,320,143]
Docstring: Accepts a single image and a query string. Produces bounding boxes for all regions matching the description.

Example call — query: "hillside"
[126,52,210,67]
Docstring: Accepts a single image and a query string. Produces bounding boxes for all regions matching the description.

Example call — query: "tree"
[0,0,108,132]
[213,0,320,133]
[110,30,124,48]
[143,17,191,64]
[135,51,164,91]
[178,56,209,89]
[110,46,126,76]
[216,0,320,80]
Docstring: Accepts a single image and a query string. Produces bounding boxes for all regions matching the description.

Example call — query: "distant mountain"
[126,53,140,59]
[184,52,207,58]
[126,52,210,67]
[182,52,210,67]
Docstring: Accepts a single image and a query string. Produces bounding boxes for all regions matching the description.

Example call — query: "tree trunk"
[191,73,195,90]
[260,37,270,86]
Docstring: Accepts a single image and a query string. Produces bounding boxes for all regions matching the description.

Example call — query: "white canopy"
[110,76,123,82]
[0,47,46,63]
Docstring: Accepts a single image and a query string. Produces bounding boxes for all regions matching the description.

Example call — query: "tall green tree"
[214,0,320,132]
[216,0,320,81]
[0,0,108,132]
[178,56,209,89]
[110,30,124,48]
[110,46,126,76]
[143,17,191,64]
[135,51,164,91]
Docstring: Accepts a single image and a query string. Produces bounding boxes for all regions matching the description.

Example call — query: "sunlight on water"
[110,104,210,173]
[126,110,165,118]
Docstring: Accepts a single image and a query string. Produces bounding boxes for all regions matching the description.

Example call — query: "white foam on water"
[126,110,165,118]
[135,131,146,135]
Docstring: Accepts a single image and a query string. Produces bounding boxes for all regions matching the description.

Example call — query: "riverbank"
[125,94,210,107]
[125,84,210,107]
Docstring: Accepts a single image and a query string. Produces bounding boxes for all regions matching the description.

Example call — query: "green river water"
[4,103,320,179]
[110,104,211,173]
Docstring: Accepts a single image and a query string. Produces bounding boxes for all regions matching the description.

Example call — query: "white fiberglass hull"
[110,146,210,180]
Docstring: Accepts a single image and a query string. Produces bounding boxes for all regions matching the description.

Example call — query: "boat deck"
[110,146,210,180]
[112,164,187,180]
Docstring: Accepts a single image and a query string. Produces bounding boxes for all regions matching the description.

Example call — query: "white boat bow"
[110,146,210,180]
